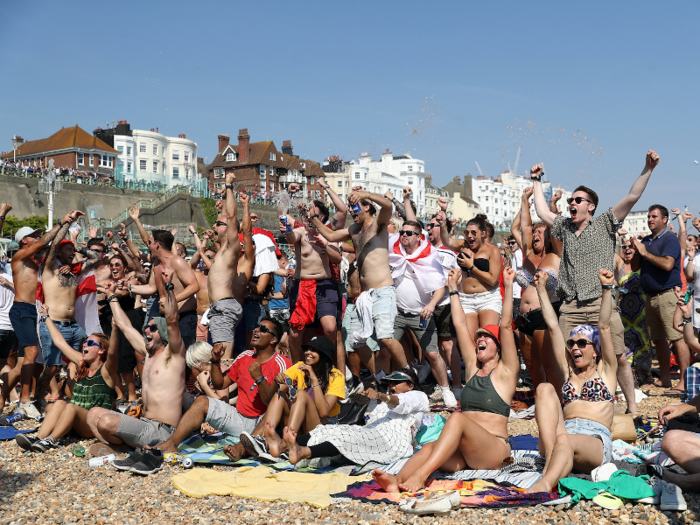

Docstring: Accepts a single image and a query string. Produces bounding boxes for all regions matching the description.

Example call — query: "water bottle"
[88,454,115,467]
[0,413,23,426]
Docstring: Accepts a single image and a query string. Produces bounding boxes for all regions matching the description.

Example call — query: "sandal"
[664,388,684,395]
[592,491,625,510]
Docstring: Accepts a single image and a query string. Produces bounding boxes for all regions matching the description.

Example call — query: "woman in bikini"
[372,266,520,493]
[528,268,618,493]
[510,187,563,391]
[438,213,502,337]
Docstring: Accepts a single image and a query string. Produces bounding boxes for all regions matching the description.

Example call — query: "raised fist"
[530,164,543,179]
[225,172,236,185]
[437,197,448,211]
[239,193,250,205]
[317,176,327,188]
[188,225,197,235]
[0,203,12,216]
[288,183,300,194]
[646,150,660,170]
[402,186,412,199]
[522,187,534,200]
[503,267,515,283]
[598,268,614,287]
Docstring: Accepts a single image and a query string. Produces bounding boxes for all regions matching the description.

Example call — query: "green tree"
[200,197,217,227]
[2,215,49,239]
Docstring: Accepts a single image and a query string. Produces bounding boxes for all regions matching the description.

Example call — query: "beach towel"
[172,466,358,508]
[509,434,540,451]
[288,280,317,331]
[611,439,675,467]
[0,425,37,441]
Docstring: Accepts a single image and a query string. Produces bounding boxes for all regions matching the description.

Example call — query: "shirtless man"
[188,225,214,342]
[278,187,341,363]
[128,227,199,349]
[7,209,82,418]
[87,267,186,451]
[205,174,247,359]
[37,221,100,402]
[311,190,408,368]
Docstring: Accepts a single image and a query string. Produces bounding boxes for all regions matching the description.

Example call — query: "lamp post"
[11,135,23,162]
[38,159,64,228]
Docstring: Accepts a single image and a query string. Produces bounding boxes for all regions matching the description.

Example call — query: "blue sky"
[1,1,699,215]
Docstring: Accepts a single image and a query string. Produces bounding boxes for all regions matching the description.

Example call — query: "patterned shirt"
[552,207,620,302]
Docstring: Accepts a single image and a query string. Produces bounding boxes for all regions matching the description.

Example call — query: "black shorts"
[433,304,456,338]
[9,302,38,355]
[0,329,18,359]
[515,302,562,337]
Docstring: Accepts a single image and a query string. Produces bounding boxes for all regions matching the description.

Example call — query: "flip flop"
[592,491,624,510]
[664,388,684,395]
[650,380,671,389]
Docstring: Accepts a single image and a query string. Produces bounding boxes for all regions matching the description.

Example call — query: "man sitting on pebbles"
[86,267,186,475]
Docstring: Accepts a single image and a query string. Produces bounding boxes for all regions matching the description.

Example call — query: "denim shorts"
[369,285,397,341]
[39,320,87,367]
[459,288,503,315]
[564,417,613,466]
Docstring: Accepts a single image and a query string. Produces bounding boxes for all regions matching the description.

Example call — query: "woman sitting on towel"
[372,267,520,493]
[240,335,344,459]
[527,269,618,493]
[16,303,118,453]
[281,367,428,468]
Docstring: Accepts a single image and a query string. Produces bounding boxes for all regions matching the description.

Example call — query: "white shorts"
[459,288,503,315]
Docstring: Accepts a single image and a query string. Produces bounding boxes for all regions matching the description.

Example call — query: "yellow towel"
[172,466,362,508]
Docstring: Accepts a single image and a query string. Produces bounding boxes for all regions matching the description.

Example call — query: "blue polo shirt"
[639,228,682,295]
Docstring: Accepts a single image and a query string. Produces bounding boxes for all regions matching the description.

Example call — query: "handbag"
[337,400,368,426]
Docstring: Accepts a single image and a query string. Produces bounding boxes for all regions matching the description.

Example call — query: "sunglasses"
[566,196,593,205]
[566,339,593,350]
[399,230,419,237]
[621,245,631,249]
[205,254,214,259]
[256,324,274,335]
[507,241,517,245]
[144,324,157,333]
[427,223,439,229]
[214,221,226,227]
[84,339,102,350]
[283,376,298,400]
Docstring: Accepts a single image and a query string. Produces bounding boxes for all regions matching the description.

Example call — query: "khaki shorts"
[645,289,682,342]
[559,296,625,356]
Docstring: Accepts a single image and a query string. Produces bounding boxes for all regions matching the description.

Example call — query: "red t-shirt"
[226,351,291,417]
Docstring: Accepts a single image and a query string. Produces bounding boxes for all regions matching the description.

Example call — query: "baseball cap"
[474,325,501,348]
[302,336,335,363]
[15,226,43,244]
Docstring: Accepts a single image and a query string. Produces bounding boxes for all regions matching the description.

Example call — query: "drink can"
[88,454,115,467]
[350,203,361,214]
[0,413,23,426]
[280,215,292,233]
[419,317,427,329]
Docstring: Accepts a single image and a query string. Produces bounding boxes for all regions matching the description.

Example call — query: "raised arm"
[161,267,185,358]
[530,164,556,228]
[107,281,147,356]
[317,176,347,230]
[103,318,120,388]
[128,205,150,244]
[436,210,463,251]
[597,269,618,373]
[447,269,477,373]
[686,244,696,281]
[386,190,407,220]
[519,187,534,258]
[401,186,417,223]
[510,208,523,251]
[499,268,520,376]
[39,304,83,366]
[309,217,351,243]
[224,174,240,259]
[76,245,101,275]
[0,204,11,237]
[44,220,72,271]
[550,189,563,214]
[677,210,693,262]
[611,150,659,222]
[354,190,393,228]
[534,270,569,376]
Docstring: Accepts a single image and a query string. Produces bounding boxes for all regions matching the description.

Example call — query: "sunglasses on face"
[621,245,631,249]
[256,324,274,335]
[144,324,157,333]
[84,339,102,350]
[399,230,419,237]
[566,339,593,350]
[427,223,439,229]
[507,241,517,245]
[205,254,214,259]
[566,196,593,205]
[214,221,226,227]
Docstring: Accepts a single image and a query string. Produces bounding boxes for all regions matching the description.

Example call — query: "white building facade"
[621,210,651,239]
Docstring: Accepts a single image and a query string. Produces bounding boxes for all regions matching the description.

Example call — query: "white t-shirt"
[394,265,432,315]
[512,249,523,298]
[0,272,15,330]
[435,245,458,307]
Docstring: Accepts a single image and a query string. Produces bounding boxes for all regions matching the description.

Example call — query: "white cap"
[15,226,43,244]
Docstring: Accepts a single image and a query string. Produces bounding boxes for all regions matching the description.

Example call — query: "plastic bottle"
[88,454,115,467]
[72,445,86,457]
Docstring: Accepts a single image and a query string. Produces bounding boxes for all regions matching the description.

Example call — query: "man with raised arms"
[128,213,200,349]
[310,189,408,369]
[87,268,186,472]
[278,185,341,363]
[6,209,82,418]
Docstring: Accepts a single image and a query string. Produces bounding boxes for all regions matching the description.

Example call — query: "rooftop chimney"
[385,148,390,153]
[282,140,293,156]
[453,176,461,182]
[238,129,250,164]
[156,127,159,133]
[218,134,230,154]
[118,120,126,125]
[425,174,432,182]
[178,134,186,139]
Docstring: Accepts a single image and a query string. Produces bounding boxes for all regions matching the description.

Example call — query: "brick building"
[1,125,119,175]
[206,129,323,199]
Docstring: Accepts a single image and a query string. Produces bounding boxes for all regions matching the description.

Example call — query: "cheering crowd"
[2,150,700,504]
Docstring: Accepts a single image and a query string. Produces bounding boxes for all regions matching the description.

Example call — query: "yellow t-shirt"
[284,362,345,418]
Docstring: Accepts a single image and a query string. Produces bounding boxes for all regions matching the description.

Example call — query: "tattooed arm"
[76,246,100,274]
[44,221,72,272]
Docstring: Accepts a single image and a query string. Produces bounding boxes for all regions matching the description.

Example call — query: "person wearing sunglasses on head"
[613,228,650,395]
[530,152,659,419]
[17,304,118,453]
[527,268,618,493]
[238,335,344,460]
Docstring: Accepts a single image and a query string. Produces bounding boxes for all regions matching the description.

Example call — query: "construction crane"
[475,161,484,176]
[512,145,522,176]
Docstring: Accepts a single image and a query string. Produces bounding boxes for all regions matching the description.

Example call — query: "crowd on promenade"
[0,159,117,187]
[2,152,700,514]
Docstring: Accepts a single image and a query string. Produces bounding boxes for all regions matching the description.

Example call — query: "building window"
[173,167,179,179]
[184,152,189,162]
[139,160,147,171]
[226,153,235,162]
[117,146,124,153]
[485,196,489,201]
[214,168,221,178]
[172,151,180,161]
[140,143,146,153]
[127,146,132,156]
[408,165,413,171]
[269,152,276,161]
[419,166,423,172]
[408,178,413,185]
[78,153,84,165]
[89,155,94,167]
[354,172,360,180]
[259,165,266,179]
[310,177,315,184]
[153,161,158,173]
[301,162,306,168]
[127,162,132,174]
[337,181,342,188]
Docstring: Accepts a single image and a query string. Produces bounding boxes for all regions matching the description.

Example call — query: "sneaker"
[15,434,39,451]
[636,476,663,504]
[591,463,618,483]
[429,387,443,402]
[344,376,364,399]
[16,401,41,420]
[660,481,687,511]
[113,449,146,472]
[31,436,57,453]
[240,432,268,460]
[441,387,459,409]
[130,449,165,476]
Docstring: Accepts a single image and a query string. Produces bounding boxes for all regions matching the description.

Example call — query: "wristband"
[225,184,235,191]
[249,375,265,391]
[210,360,220,364]
[679,318,692,328]
[164,283,175,292]
[40,315,49,323]
[601,284,614,290]
[106,294,116,302]
[530,176,542,182]
[449,290,460,296]
[0,216,5,221]
[57,219,63,227]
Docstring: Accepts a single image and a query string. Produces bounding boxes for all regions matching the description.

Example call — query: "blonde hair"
[186,341,213,370]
